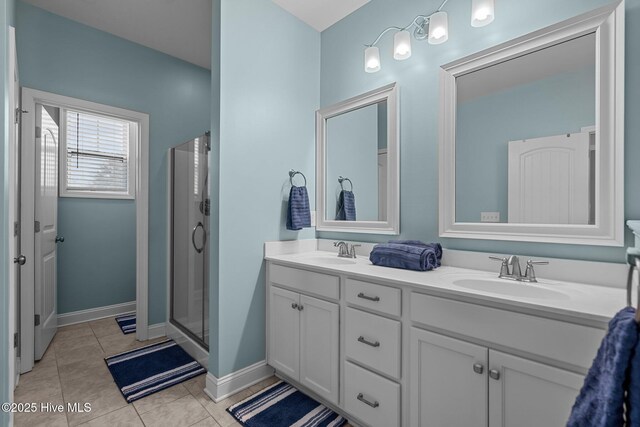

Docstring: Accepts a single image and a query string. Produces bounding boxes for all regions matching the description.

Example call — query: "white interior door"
[508,132,590,224]
[34,104,60,360]
[8,26,20,391]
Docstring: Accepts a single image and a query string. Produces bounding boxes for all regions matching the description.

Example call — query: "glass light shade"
[471,0,495,27]
[364,46,381,73]
[393,30,412,60]
[428,11,449,45]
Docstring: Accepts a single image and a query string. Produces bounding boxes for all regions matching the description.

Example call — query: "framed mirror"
[439,2,624,246]
[316,83,399,234]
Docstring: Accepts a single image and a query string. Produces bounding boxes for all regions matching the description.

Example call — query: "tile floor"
[12,317,281,427]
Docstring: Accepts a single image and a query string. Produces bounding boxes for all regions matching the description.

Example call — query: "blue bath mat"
[105,339,206,403]
[227,380,348,427]
[115,314,136,334]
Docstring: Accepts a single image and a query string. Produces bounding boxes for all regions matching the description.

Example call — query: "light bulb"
[428,11,449,45]
[393,30,412,60]
[364,46,381,73]
[471,0,495,27]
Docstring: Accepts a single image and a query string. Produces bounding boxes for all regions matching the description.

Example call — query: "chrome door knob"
[55,236,65,243]
[13,255,26,265]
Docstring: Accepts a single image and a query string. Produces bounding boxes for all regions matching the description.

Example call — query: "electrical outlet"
[481,212,500,222]
[310,211,316,227]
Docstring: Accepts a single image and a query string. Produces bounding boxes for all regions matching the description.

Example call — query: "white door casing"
[508,132,590,224]
[34,104,59,360]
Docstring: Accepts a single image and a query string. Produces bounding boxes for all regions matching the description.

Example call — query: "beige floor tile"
[21,358,59,382]
[58,357,109,383]
[54,324,95,343]
[195,389,253,427]
[60,367,114,399]
[14,409,69,427]
[182,374,206,396]
[64,383,128,426]
[97,333,139,356]
[54,334,101,356]
[189,416,221,427]
[56,342,105,369]
[139,395,209,427]
[88,317,124,338]
[14,372,63,403]
[40,344,57,364]
[248,376,279,394]
[132,383,189,415]
[77,405,143,427]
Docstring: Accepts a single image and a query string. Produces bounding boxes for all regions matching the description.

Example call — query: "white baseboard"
[204,361,274,403]
[148,323,167,340]
[57,301,136,327]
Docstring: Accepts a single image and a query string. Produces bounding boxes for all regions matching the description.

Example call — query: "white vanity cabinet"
[267,265,340,405]
[409,328,583,427]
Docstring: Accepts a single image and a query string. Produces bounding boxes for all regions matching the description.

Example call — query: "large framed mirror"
[439,1,624,246]
[316,83,399,234]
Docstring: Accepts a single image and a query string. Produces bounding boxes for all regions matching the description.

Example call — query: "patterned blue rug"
[115,314,136,335]
[105,339,205,403]
[227,381,348,427]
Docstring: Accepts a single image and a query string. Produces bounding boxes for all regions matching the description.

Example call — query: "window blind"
[65,110,130,193]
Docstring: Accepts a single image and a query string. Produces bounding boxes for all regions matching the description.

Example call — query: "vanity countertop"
[266,251,625,328]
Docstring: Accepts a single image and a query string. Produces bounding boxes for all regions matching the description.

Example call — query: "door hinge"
[35,126,41,138]
[13,333,19,349]
[205,131,211,151]
[34,221,40,233]
[15,108,27,124]
[34,314,40,326]
[14,221,19,237]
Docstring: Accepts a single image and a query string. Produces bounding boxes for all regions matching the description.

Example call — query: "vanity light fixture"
[364,0,494,73]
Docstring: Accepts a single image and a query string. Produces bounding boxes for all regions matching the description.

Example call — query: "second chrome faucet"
[489,255,548,283]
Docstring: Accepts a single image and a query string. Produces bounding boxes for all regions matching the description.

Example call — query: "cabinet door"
[410,328,488,427]
[488,350,583,427]
[268,286,300,379]
[299,294,340,405]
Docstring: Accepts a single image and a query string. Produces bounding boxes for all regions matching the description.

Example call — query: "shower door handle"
[192,222,207,253]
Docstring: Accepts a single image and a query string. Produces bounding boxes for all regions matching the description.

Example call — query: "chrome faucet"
[489,255,548,283]
[334,241,361,259]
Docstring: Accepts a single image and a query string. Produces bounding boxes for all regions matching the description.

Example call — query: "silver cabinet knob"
[489,369,501,380]
[291,303,298,310]
[473,363,484,375]
[297,305,304,311]
[55,236,65,243]
[13,255,26,265]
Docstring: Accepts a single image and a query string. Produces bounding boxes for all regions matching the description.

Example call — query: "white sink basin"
[452,278,569,300]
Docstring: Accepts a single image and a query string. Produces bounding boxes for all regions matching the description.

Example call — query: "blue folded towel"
[286,186,311,231]
[336,190,356,221]
[390,240,443,267]
[567,307,640,427]
[369,243,438,272]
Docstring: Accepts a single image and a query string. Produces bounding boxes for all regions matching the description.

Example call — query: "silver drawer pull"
[357,292,380,302]
[473,363,484,375]
[357,393,379,408]
[489,369,501,380]
[357,336,380,348]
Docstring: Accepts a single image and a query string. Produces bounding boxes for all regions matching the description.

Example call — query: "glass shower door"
[170,134,209,348]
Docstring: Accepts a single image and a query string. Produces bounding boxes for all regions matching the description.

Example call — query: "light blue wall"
[319,0,640,264]
[1,2,16,424]
[326,104,379,220]
[16,1,211,323]
[211,0,319,377]
[456,67,596,223]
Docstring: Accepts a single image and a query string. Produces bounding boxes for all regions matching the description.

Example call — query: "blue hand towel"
[286,186,311,231]
[390,240,443,267]
[369,243,438,272]
[336,190,356,221]
[567,307,640,427]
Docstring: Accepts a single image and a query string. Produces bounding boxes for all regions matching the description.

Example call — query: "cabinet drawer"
[410,293,605,370]
[269,263,339,301]
[345,307,401,379]
[345,279,401,317]
[345,362,400,427]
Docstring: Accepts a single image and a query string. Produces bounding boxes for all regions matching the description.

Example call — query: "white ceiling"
[272,0,370,32]
[21,0,212,69]
[457,33,596,103]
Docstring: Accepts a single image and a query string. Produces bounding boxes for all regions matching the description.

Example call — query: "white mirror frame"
[316,82,400,234]
[439,1,625,246]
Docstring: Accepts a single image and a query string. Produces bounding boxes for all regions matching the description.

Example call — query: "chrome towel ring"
[289,169,307,187]
[626,257,640,323]
[338,176,353,192]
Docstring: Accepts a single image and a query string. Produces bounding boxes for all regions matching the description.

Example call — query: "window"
[60,109,137,199]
